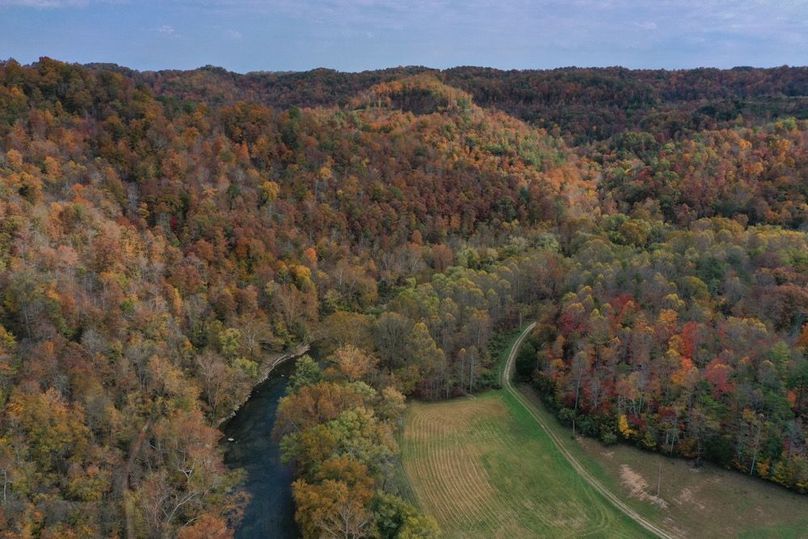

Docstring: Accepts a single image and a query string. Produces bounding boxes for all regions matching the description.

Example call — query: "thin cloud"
[0,0,126,7]
[0,0,89,6]
[2,0,806,70]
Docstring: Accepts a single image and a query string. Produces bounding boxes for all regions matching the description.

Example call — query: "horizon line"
[4,56,808,76]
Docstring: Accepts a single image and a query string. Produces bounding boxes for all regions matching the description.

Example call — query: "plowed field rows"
[402,392,648,538]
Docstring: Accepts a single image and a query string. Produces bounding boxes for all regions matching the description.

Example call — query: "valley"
[0,58,806,537]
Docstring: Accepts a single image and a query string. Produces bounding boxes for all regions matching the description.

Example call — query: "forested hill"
[125,63,808,143]
[0,58,806,537]
[0,58,588,537]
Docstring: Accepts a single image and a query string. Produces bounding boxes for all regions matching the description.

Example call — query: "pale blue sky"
[1,0,806,72]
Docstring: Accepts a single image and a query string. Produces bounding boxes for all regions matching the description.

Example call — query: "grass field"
[402,327,808,538]
[515,385,808,539]
[402,391,650,538]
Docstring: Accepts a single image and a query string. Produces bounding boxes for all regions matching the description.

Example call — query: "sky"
[1,0,807,73]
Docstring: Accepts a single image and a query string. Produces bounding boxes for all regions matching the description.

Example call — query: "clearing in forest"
[401,391,649,538]
[510,384,808,539]
[569,418,808,538]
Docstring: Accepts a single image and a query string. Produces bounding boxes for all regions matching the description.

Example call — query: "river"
[222,358,299,538]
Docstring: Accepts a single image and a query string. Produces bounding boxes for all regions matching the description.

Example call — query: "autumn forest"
[0,58,806,537]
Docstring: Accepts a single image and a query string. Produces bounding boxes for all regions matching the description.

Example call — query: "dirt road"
[502,323,677,539]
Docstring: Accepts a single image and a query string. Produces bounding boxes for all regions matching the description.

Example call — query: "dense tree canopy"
[0,58,806,536]
[528,219,808,491]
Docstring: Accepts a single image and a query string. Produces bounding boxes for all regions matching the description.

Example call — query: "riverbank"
[216,342,310,427]
[222,358,300,538]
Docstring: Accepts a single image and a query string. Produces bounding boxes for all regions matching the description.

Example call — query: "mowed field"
[512,385,808,539]
[579,438,808,538]
[401,391,649,538]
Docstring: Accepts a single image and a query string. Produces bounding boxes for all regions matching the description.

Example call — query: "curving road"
[502,323,677,539]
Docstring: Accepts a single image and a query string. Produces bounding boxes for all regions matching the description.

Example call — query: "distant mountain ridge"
[74,61,808,142]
